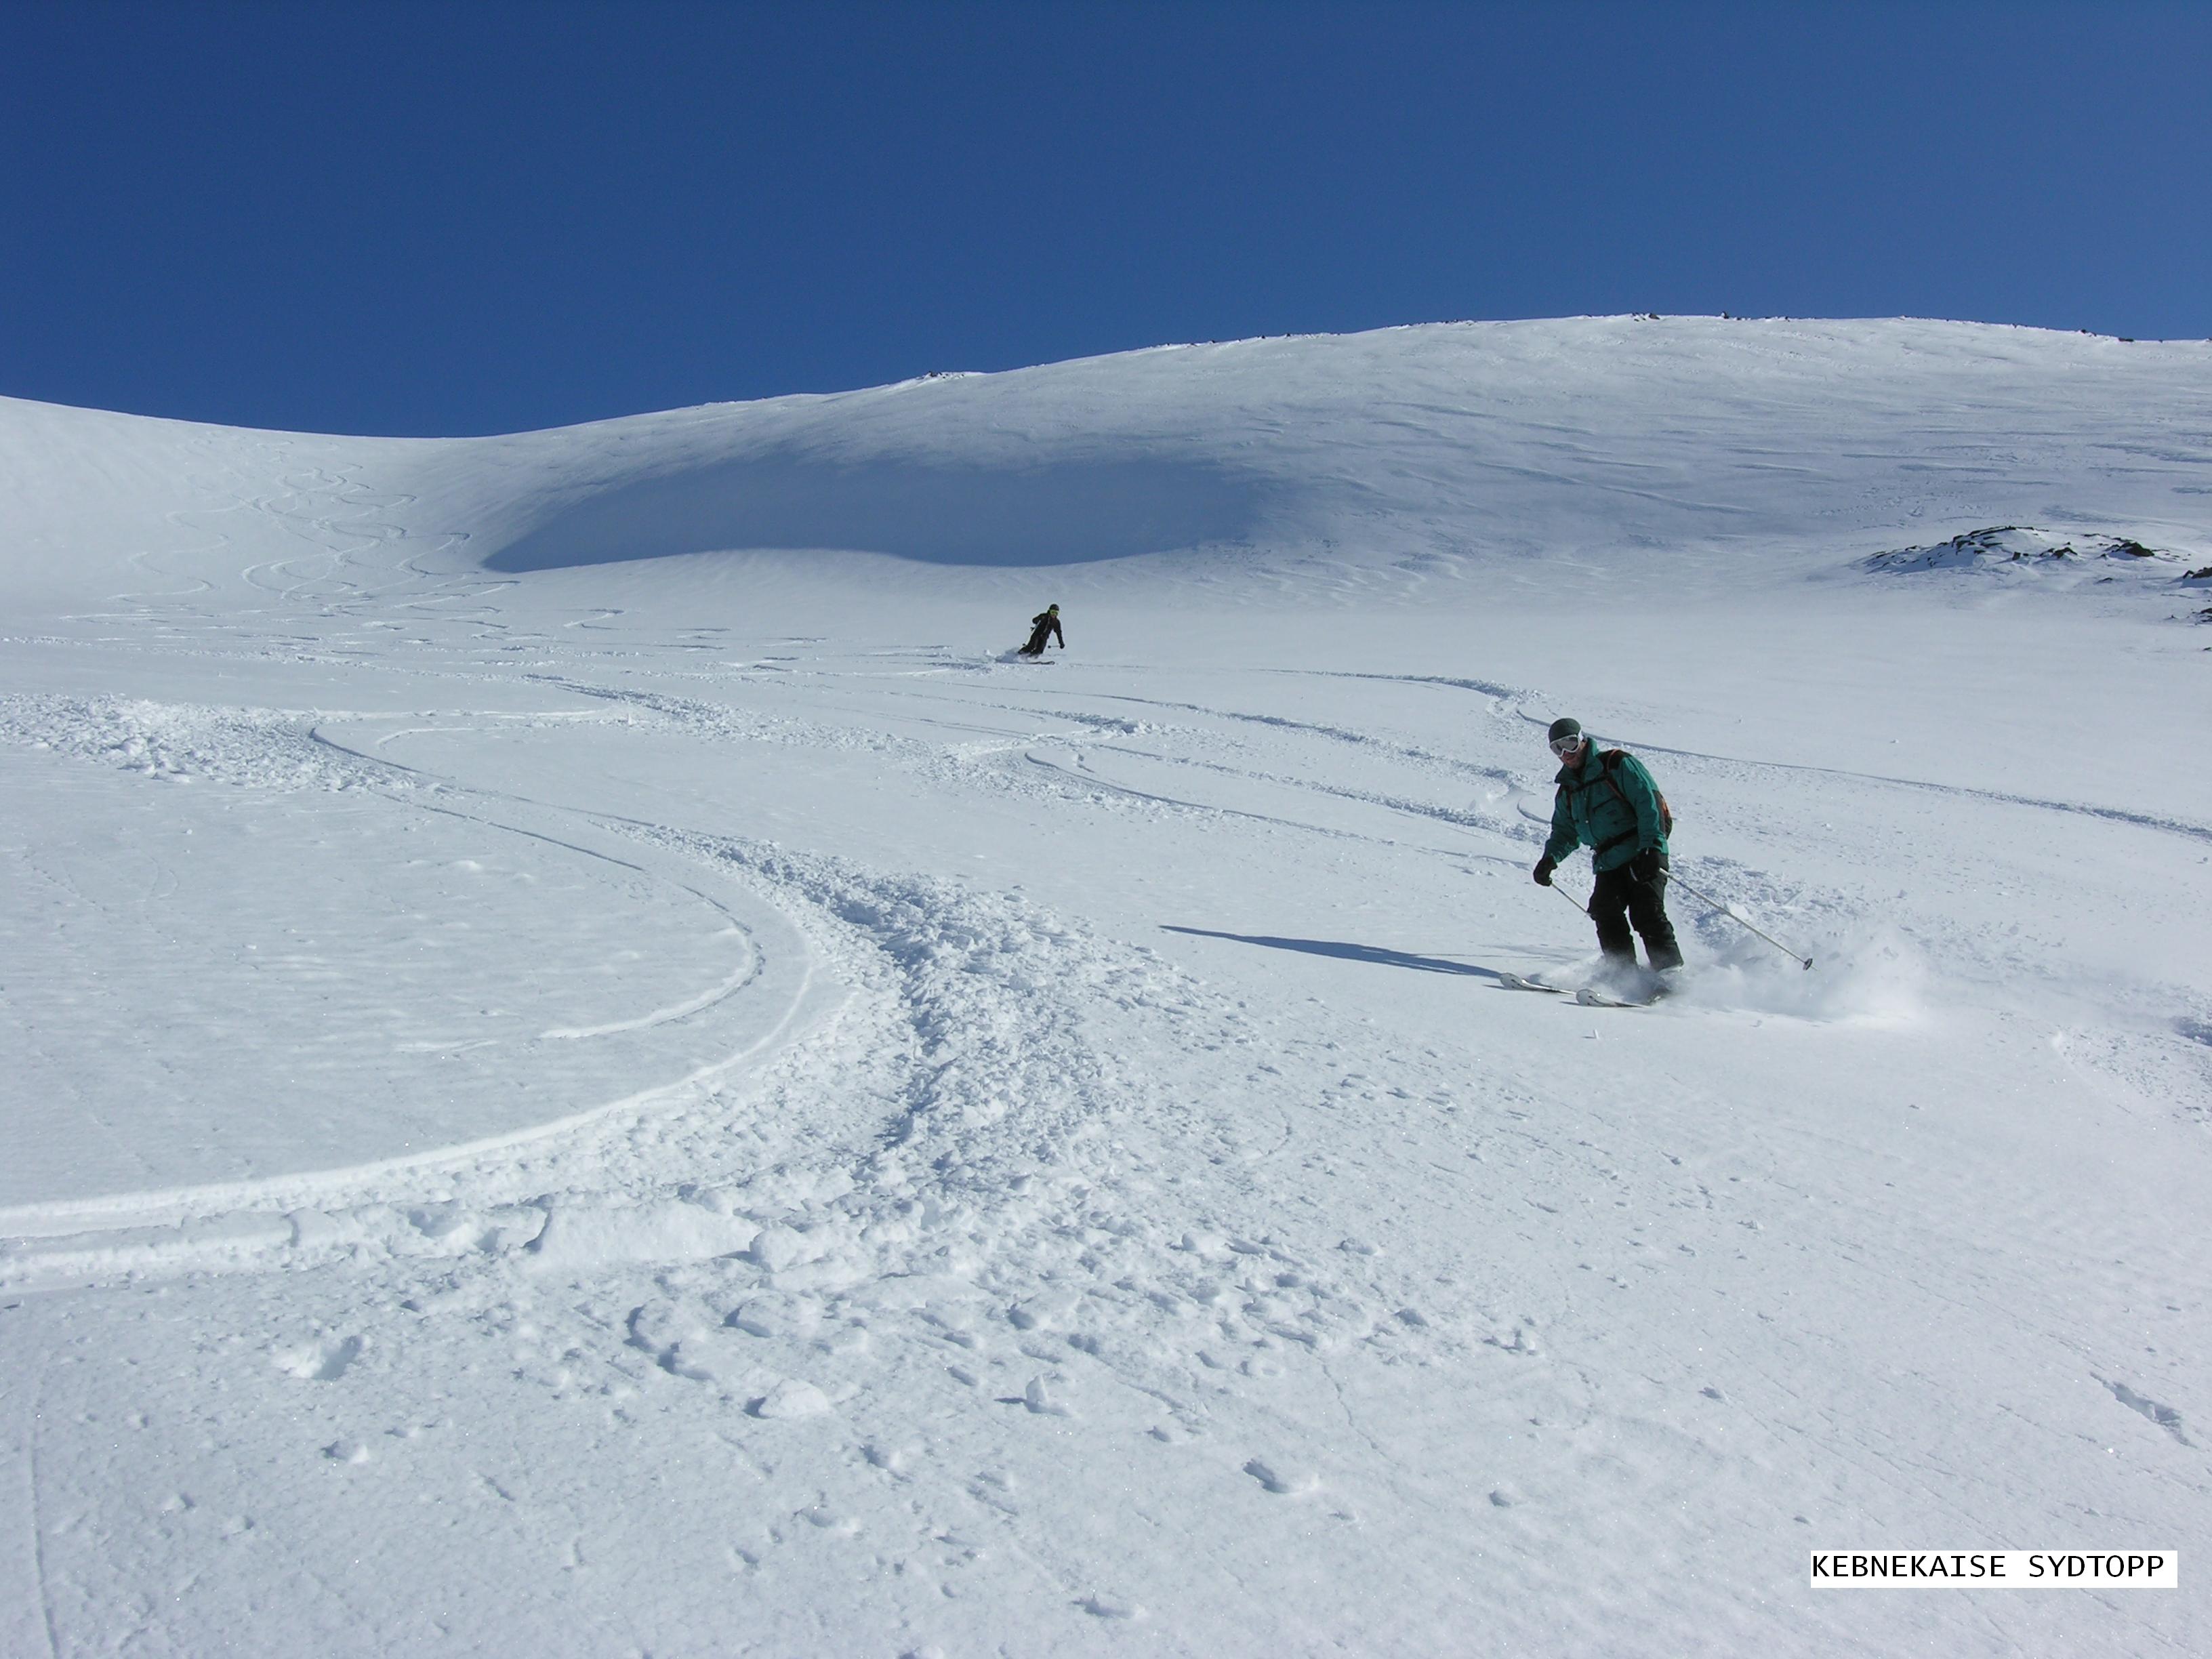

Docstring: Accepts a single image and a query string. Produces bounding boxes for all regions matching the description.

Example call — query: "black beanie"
[1546,717,1582,745]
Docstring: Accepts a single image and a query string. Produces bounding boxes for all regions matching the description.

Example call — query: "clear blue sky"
[5,1,2207,437]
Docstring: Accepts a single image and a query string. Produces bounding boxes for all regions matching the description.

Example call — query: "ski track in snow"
[0,682,1484,1363]
[3,621,2199,1285]
[0,663,1570,1647]
[7,621,2205,1651]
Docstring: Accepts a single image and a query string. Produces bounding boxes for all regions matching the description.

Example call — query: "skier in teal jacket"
[1532,718,1683,972]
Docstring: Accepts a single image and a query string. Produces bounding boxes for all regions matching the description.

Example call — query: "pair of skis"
[1498,971,1675,1009]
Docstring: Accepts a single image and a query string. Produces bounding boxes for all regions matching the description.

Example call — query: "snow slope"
[1,318,2207,1656]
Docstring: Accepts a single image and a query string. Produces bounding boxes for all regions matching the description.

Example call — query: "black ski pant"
[1021,623,1054,655]
[1587,859,1683,970]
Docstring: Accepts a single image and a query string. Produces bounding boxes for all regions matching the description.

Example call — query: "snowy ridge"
[9,316,2212,615]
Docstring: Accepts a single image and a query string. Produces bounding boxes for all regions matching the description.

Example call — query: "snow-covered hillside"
[2,319,2207,1655]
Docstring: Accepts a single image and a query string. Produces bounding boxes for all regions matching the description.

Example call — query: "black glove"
[1532,857,1555,886]
[1629,847,1663,883]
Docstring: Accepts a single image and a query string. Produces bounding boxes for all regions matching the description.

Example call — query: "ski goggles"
[1549,733,1584,756]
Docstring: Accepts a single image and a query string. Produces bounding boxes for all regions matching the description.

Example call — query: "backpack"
[1596,748,1674,839]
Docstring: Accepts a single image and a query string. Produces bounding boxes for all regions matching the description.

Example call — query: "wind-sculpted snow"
[1,319,2209,1656]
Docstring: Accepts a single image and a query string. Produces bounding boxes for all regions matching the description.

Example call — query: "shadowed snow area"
[487,449,1279,569]
[0,319,2208,1658]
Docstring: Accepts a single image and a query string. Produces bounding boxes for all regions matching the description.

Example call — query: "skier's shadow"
[1160,925,1509,981]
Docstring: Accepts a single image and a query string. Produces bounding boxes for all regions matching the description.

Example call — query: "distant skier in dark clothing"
[1019,604,1063,657]
[1532,717,1684,973]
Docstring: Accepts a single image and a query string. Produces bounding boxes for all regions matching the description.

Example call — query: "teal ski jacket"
[1542,745,1670,874]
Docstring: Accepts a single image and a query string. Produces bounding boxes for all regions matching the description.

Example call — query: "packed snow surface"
[1,318,2208,1655]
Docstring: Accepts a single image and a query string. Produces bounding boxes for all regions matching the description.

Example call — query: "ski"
[1574,986,1652,1008]
[1575,979,1677,1008]
[1500,971,1676,1007]
[1498,972,1572,994]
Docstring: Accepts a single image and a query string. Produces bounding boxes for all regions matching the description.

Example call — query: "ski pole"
[1667,870,1814,970]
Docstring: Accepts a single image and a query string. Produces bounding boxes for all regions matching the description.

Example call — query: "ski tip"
[1498,972,1568,994]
